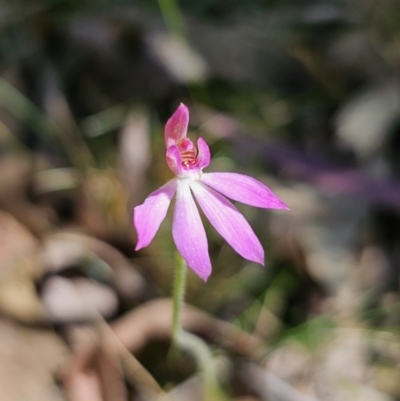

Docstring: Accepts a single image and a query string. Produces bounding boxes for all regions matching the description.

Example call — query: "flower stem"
[171,254,224,399]
[172,252,187,341]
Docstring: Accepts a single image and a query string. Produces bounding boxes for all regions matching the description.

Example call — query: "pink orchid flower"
[134,104,288,281]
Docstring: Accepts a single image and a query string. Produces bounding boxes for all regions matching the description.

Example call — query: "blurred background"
[1,0,400,400]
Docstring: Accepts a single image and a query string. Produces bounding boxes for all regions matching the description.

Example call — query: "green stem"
[171,254,224,399]
[172,252,187,341]
[157,0,186,39]
[176,331,218,394]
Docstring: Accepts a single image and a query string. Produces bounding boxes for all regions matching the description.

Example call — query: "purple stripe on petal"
[190,181,264,265]
[196,137,211,169]
[134,179,177,250]
[165,103,189,148]
[173,180,211,281]
[201,172,289,210]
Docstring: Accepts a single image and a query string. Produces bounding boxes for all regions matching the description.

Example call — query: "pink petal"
[134,179,177,250]
[172,180,211,281]
[190,181,264,265]
[196,137,211,169]
[200,172,289,209]
[165,103,189,148]
[166,145,184,175]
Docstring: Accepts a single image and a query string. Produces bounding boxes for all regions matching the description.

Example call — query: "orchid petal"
[173,180,211,281]
[201,172,289,209]
[196,137,211,169]
[134,179,177,250]
[190,181,264,265]
[166,145,184,175]
[165,103,189,148]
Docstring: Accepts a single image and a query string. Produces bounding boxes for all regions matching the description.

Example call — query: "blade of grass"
[0,78,94,170]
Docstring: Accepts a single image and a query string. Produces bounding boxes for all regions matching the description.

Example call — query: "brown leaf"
[0,211,45,322]
[0,320,67,401]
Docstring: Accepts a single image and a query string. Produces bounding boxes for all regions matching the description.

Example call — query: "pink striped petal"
[200,172,289,209]
[165,104,189,148]
[172,180,211,281]
[196,137,211,169]
[190,181,264,265]
[134,179,177,250]
[166,145,184,175]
